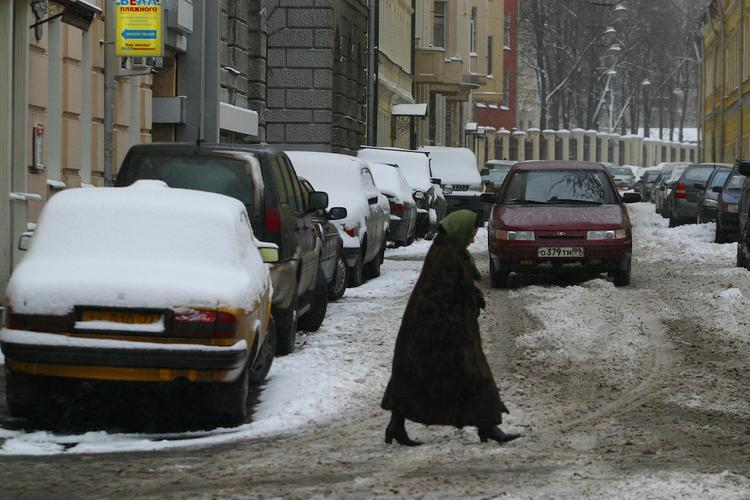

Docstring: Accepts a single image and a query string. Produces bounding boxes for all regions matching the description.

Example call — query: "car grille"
[536,231,586,240]
[451,185,470,191]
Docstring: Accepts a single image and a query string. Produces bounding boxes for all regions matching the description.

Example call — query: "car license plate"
[80,310,162,325]
[538,247,584,258]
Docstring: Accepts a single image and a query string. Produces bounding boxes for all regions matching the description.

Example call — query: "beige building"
[1,0,152,298]
[413,0,503,149]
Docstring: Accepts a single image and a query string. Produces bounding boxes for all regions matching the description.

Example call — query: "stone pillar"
[643,139,656,167]
[634,136,645,166]
[572,128,585,160]
[557,129,571,160]
[498,128,511,160]
[597,132,610,163]
[542,129,555,160]
[665,141,672,162]
[487,130,497,161]
[513,130,527,162]
[586,130,598,161]
[527,128,541,160]
[610,133,620,165]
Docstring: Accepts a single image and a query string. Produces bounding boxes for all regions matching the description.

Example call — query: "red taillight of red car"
[264,207,281,233]
[171,309,237,338]
[6,312,72,333]
[675,182,687,199]
[389,202,405,215]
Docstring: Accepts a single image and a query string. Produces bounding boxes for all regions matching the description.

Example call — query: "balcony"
[415,47,465,92]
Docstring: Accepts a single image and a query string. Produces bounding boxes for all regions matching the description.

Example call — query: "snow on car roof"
[356,148,432,191]
[7,181,268,314]
[366,162,413,204]
[417,146,481,185]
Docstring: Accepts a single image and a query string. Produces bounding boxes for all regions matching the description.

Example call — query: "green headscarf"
[438,209,482,281]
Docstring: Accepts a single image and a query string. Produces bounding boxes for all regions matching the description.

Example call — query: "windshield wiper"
[547,198,603,205]
[504,199,549,205]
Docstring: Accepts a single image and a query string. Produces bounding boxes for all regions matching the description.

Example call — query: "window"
[504,13,511,48]
[487,36,494,75]
[282,158,305,214]
[433,1,446,48]
[470,7,477,53]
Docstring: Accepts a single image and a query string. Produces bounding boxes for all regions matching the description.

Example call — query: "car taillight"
[264,207,281,233]
[171,309,237,338]
[389,202,405,214]
[675,182,687,199]
[6,312,72,332]
[344,226,358,237]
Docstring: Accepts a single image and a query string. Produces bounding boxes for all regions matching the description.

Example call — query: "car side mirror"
[256,241,280,264]
[480,193,497,204]
[737,160,750,176]
[18,232,32,251]
[308,191,328,212]
[431,177,442,185]
[713,186,723,193]
[328,207,347,220]
[480,168,490,176]
[694,183,706,190]
[622,192,641,204]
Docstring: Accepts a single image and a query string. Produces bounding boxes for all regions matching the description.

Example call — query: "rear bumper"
[0,329,247,382]
[672,199,698,220]
[343,246,361,268]
[387,219,410,244]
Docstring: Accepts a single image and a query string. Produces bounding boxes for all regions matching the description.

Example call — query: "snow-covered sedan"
[1,181,277,425]
[286,152,390,287]
[367,161,417,247]
[482,161,641,288]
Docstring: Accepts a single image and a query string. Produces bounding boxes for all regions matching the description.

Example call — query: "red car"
[481,161,641,288]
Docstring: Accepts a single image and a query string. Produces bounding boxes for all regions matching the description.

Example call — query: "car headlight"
[413,190,425,200]
[587,229,627,240]
[496,230,535,241]
[443,185,453,194]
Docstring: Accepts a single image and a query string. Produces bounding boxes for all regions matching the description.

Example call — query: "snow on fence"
[467,126,698,167]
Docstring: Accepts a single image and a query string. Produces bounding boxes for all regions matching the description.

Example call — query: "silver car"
[606,166,636,190]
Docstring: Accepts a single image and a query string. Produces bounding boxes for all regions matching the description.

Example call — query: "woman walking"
[381,209,519,446]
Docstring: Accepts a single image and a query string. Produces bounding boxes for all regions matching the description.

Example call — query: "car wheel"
[715,220,726,244]
[210,364,249,426]
[275,295,298,356]
[5,367,40,417]
[363,245,382,280]
[613,256,632,287]
[489,260,509,289]
[248,316,276,385]
[347,252,364,287]
[328,252,347,301]
[298,266,328,333]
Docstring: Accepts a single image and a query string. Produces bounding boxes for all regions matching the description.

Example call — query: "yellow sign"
[115,0,163,57]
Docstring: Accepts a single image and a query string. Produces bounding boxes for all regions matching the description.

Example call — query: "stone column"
[643,138,656,167]
[498,128,511,160]
[572,128,585,160]
[597,132,610,163]
[634,136,645,166]
[586,129,598,161]
[513,130,527,162]
[610,133,620,165]
[557,129,571,160]
[542,129,555,160]
[486,130,497,161]
[527,128,541,160]
[664,141,672,162]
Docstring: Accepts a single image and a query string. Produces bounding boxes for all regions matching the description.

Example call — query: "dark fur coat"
[381,234,508,428]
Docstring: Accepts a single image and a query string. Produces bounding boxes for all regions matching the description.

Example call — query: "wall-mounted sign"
[115,0,163,57]
[32,123,44,171]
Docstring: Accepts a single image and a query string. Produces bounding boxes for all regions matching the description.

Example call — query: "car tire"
[328,252,347,301]
[737,239,749,268]
[613,256,632,287]
[347,252,364,287]
[489,260,510,289]
[364,241,385,280]
[211,363,249,426]
[715,220,726,244]
[275,295,298,356]
[298,266,328,333]
[5,367,39,417]
[248,317,276,385]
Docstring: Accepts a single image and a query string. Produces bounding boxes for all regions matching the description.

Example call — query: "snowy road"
[1,203,750,498]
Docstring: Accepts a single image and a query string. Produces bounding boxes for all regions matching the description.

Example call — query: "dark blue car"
[716,167,745,243]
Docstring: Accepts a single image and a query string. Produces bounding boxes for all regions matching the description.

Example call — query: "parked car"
[417,146,486,214]
[482,160,515,195]
[2,182,277,424]
[356,146,445,238]
[695,164,732,224]
[114,143,328,355]
[667,163,727,227]
[606,165,636,190]
[286,151,390,287]
[716,167,745,243]
[298,177,348,302]
[482,160,641,288]
[654,163,690,217]
[367,162,418,247]
[634,167,661,202]
[736,161,750,266]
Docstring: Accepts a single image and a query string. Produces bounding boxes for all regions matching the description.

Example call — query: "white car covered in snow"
[418,146,485,214]
[286,151,390,287]
[1,181,277,425]
[367,161,417,247]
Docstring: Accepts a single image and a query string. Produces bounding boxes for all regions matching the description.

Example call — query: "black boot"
[385,413,422,446]
[477,426,521,444]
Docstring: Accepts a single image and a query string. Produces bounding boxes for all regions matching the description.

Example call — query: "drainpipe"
[410,0,416,149]
[367,0,379,146]
[104,1,115,186]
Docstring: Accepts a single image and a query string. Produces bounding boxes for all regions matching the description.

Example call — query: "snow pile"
[357,148,432,192]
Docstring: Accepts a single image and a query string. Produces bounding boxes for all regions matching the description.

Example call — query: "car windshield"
[118,153,261,215]
[667,167,687,182]
[727,173,745,190]
[609,167,632,176]
[485,170,509,183]
[643,171,659,182]
[502,169,618,205]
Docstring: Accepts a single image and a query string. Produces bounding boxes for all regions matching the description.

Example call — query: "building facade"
[700,0,750,164]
